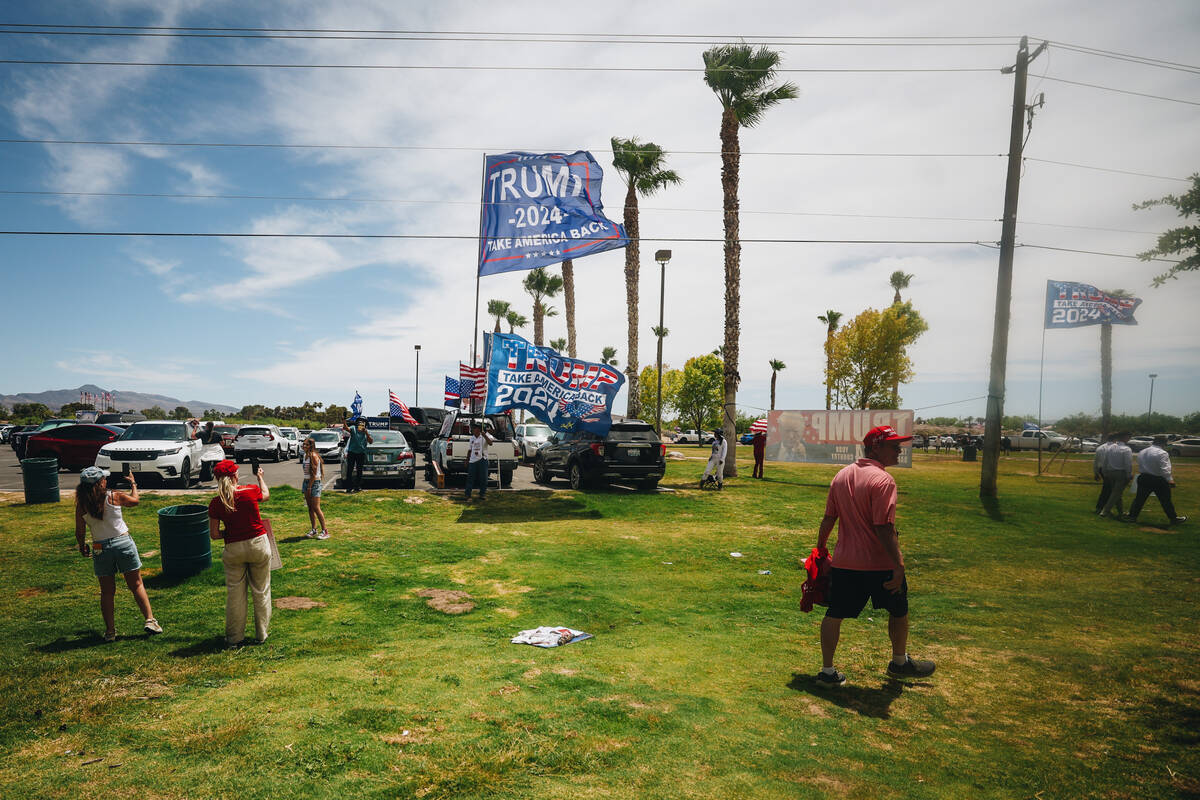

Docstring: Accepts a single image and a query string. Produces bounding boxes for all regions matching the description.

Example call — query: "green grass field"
[1,450,1196,799]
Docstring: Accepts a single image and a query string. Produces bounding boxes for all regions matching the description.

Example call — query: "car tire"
[532,457,549,485]
[403,475,416,490]
[174,458,191,489]
[568,462,587,491]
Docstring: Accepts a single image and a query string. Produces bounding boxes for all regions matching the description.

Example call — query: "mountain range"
[0,384,238,416]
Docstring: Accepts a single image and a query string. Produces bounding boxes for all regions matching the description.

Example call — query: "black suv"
[532,420,665,491]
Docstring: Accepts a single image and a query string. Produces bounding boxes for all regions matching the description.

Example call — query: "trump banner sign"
[484,333,625,436]
[763,410,915,469]
[478,151,628,277]
[1045,280,1141,329]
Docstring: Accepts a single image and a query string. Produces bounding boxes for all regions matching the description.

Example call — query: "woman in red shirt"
[207,459,271,646]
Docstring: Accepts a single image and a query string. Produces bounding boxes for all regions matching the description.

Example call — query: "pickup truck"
[426,411,520,488]
[389,407,449,454]
[1002,430,1067,451]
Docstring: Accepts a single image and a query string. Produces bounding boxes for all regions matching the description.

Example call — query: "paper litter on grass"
[510,626,592,648]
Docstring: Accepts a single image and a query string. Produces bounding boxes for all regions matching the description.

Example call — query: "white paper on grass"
[510,627,592,648]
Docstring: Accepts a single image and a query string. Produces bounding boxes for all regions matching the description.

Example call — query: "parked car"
[338,429,415,488]
[233,425,288,462]
[1169,438,1200,457]
[10,419,76,460]
[0,424,18,443]
[278,427,302,458]
[1001,430,1067,451]
[24,424,125,471]
[427,412,519,487]
[298,428,313,438]
[386,407,448,453]
[307,430,343,462]
[533,420,666,491]
[211,423,241,454]
[514,422,553,459]
[672,429,714,445]
[96,412,146,425]
[95,420,221,487]
[1128,436,1154,452]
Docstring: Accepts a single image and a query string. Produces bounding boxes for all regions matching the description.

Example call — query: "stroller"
[699,473,723,490]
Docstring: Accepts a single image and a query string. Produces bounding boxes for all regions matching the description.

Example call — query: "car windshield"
[119,423,188,441]
[524,425,551,437]
[606,425,659,443]
[240,427,271,435]
[310,432,340,443]
[369,431,408,446]
[282,431,297,439]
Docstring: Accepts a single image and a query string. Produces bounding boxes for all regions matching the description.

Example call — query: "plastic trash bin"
[962,444,978,462]
[21,457,60,504]
[158,504,212,577]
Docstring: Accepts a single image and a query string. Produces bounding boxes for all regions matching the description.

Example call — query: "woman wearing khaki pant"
[207,460,272,645]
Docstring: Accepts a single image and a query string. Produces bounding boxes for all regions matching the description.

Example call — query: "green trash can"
[21,457,60,504]
[158,504,212,578]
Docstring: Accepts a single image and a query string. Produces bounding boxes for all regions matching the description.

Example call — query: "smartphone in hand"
[250,457,260,474]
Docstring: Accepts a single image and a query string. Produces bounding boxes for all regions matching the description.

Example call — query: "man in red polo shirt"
[814,425,935,685]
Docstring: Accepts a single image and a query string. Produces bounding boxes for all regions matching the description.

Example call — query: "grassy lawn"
[0,450,1196,799]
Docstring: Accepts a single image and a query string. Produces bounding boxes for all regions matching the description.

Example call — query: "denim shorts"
[92,535,142,578]
[302,478,322,498]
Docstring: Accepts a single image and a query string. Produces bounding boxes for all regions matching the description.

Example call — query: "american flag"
[559,397,606,423]
[460,363,486,400]
[444,376,462,406]
[388,389,418,424]
[750,418,768,433]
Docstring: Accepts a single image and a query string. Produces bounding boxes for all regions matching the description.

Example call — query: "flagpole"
[1037,323,1046,474]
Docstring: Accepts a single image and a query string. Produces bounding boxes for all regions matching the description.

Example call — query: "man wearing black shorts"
[814,424,935,685]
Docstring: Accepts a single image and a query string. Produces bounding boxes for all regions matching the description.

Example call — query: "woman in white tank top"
[300,438,329,540]
[74,467,162,642]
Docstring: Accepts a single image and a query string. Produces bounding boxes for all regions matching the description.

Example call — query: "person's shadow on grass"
[36,630,131,652]
[169,636,228,658]
[788,673,930,719]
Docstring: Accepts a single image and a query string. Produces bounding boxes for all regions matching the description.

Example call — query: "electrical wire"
[913,395,989,411]
[1023,158,1191,183]
[1041,75,1200,106]
[1046,40,1200,75]
[1017,243,1179,263]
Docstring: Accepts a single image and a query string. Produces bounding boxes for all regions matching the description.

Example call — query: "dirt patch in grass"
[304,549,333,557]
[274,596,326,610]
[140,549,159,559]
[16,587,47,599]
[493,607,519,618]
[404,496,427,504]
[414,588,475,614]
[382,727,430,745]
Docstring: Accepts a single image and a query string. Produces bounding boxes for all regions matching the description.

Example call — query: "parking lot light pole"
[1147,373,1157,425]
[654,249,672,439]
[414,345,421,406]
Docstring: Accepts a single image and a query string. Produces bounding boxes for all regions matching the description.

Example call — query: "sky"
[1,0,1197,422]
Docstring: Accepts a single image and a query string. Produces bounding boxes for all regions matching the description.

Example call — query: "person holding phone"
[74,466,162,642]
[207,459,272,646]
[300,438,329,539]
[341,419,373,493]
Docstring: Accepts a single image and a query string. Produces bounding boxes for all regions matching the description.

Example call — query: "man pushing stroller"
[700,429,727,489]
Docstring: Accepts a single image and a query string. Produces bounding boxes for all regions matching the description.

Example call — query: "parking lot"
[0,446,546,494]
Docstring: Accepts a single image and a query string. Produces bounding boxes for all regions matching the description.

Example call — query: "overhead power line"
[1041,75,1200,106]
[1046,40,1200,75]
[1023,157,1191,183]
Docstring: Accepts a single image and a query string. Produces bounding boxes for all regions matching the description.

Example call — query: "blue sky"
[1,0,1197,421]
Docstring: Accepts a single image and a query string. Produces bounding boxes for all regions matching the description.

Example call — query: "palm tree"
[522,267,563,347]
[611,136,683,420]
[889,270,913,305]
[487,299,511,334]
[561,259,577,357]
[651,325,669,338]
[703,44,798,477]
[1099,288,1133,437]
[601,346,619,366]
[769,359,786,410]
[817,310,843,410]
[505,310,528,335]
[549,337,567,353]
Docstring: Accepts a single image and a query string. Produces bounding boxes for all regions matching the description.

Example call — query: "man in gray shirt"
[1126,435,1187,526]
[1098,432,1133,519]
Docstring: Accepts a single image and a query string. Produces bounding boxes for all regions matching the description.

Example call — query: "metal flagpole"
[1037,323,1046,474]
[471,154,489,421]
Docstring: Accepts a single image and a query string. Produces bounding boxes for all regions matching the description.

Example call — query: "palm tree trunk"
[533,300,544,347]
[1100,323,1112,437]
[719,108,740,477]
[494,318,501,333]
[824,331,833,410]
[623,181,641,419]
[770,371,777,410]
[562,259,577,358]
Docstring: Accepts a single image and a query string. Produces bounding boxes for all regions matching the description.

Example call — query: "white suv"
[96,420,219,487]
[233,425,287,462]
[278,427,301,458]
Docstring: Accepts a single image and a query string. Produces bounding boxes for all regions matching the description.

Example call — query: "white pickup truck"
[95,420,225,487]
[1003,430,1068,451]
[426,411,520,488]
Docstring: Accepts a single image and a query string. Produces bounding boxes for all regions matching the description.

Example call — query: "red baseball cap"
[863,425,913,449]
[213,459,238,477]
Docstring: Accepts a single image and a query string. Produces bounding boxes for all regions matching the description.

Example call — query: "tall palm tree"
[549,337,567,352]
[889,270,913,305]
[1099,288,1132,437]
[703,44,798,477]
[522,267,563,347]
[487,299,511,333]
[505,310,528,335]
[611,136,684,420]
[561,259,577,357]
[769,359,786,410]
[817,310,843,410]
[601,346,619,366]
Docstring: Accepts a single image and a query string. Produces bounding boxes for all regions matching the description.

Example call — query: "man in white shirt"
[1126,435,1187,525]
[464,420,494,501]
[1098,432,1133,519]
[1092,434,1115,514]
[701,430,727,488]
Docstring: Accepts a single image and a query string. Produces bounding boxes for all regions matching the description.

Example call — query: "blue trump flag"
[478,151,628,276]
[1045,280,1141,329]
[484,332,625,436]
[349,391,363,421]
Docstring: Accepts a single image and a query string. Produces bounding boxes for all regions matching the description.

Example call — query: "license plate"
[124,462,141,471]
[371,454,389,463]
[626,449,640,458]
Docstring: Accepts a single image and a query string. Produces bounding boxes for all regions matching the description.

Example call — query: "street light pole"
[1148,373,1157,426]
[654,249,671,439]
[414,345,421,406]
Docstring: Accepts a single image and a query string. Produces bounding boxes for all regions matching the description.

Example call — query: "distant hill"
[0,384,238,416]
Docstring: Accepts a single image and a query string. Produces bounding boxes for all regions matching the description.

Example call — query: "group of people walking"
[1093,432,1187,525]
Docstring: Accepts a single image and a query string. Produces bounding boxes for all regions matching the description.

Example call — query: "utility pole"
[981,36,1047,499]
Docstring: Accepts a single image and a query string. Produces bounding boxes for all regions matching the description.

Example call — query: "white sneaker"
[316,530,331,540]
[305,528,319,538]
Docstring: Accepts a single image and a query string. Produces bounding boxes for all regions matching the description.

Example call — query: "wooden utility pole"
[981,36,1046,498]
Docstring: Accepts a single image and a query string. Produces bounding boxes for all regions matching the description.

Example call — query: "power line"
[1041,75,1200,106]
[1046,40,1200,75]
[1023,157,1191,183]
[1017,243,1179,263]
[0,58,996,74]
